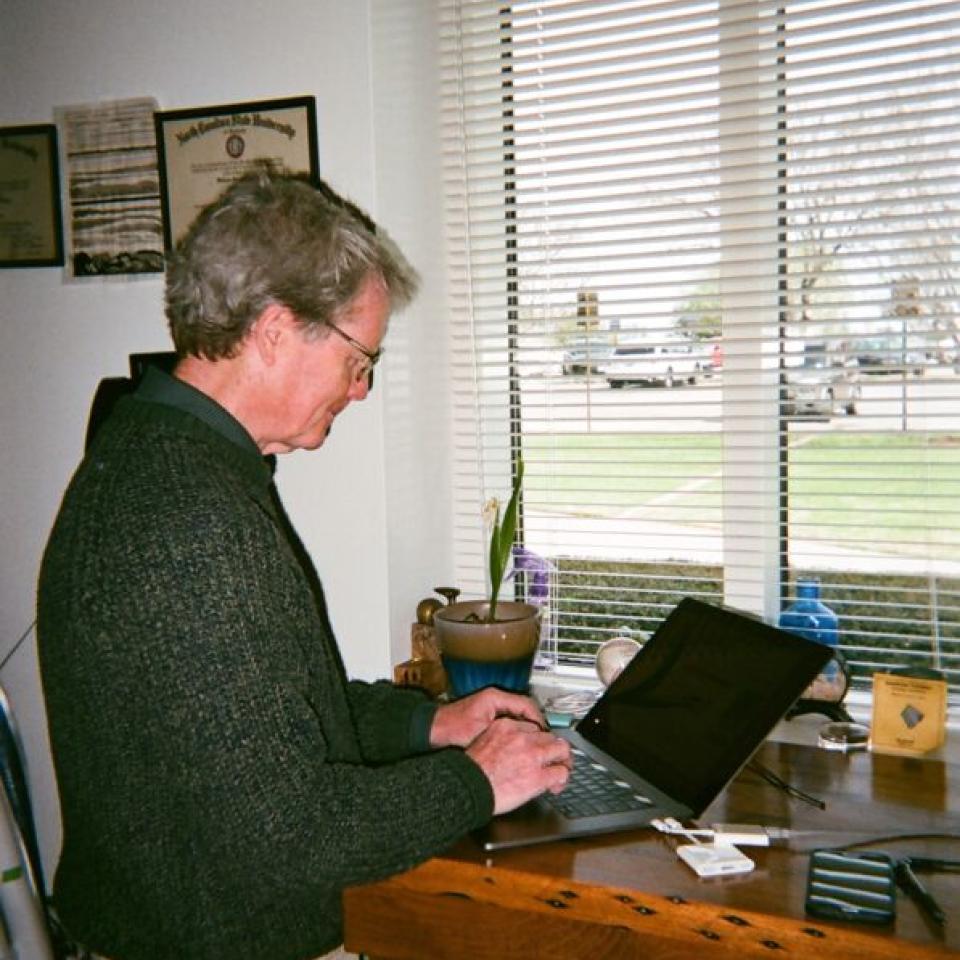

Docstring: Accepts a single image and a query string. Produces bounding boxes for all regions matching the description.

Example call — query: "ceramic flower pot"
[433,600,541,698]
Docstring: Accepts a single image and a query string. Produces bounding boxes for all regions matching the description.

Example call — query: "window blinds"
[440,0,960,690]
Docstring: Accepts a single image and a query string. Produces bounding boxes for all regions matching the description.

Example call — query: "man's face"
[260,275,390,455]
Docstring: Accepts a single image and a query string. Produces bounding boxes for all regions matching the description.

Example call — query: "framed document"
[58,97,164,277]
[0,124,64,267]
[155,95,319,249]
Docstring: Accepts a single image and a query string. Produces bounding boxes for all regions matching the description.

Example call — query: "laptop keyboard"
[544,746,653,820]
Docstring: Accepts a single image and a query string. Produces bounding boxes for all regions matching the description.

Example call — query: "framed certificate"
[155,95,319,249]
[0,124,64,267]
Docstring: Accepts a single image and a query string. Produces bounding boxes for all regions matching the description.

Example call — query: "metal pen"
[907,857,960,874]
[896,859,946,926]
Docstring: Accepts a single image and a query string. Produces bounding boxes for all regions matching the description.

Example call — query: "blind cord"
[0,620,37,675]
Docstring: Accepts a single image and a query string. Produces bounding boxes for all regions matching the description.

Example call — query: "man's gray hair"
[165,168,419,359]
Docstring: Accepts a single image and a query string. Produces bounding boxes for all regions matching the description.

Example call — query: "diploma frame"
[0,124,65,268]
[154,95,318,250]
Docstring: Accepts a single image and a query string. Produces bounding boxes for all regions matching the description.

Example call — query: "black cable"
[746,759,827,810]
[821,832,960,853]
[784,832,960,858]
[0,620,37,675]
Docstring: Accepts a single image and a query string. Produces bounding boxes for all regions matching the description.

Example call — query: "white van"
[602,341,705,388]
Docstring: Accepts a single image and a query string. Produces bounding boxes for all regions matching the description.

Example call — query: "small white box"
[677,843,755,878]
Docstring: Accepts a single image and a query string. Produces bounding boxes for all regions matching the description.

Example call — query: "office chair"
[0,685,55,960]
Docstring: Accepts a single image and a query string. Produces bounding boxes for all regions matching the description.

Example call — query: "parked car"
[602,341,704,388]
[784,352,861,418]
[561,336,614,375]
[852,336,929,376]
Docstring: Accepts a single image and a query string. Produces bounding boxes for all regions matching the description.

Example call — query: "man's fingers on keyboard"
[545,760,571,794]
[540,733,572,767]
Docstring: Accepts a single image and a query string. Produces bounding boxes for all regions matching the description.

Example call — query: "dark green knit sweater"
[37,373,493,960]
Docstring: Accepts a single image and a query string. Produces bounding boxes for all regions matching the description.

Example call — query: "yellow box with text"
[869,672,947,756]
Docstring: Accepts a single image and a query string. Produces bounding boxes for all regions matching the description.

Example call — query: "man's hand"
[429,687,547,749]
[466,718,572,815]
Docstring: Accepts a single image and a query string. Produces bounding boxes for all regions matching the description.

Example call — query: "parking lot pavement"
[520,367,960,435]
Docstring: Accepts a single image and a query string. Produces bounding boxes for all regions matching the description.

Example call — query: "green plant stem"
[487,459,524,622]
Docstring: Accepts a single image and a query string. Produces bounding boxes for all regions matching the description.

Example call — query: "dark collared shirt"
[134,364,260,456]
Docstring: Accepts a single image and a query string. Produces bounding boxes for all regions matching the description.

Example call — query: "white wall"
[0,0,451,882]
[371,0,455,669]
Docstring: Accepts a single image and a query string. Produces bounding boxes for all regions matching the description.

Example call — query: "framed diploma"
[0,124,64,267]
[155,95,319,249]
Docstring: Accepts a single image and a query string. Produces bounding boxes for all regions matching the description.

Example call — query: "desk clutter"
[804,849,959,929]
[776,580,952,758]
[396,583,952,767]
[394,585,551,700]
[345,736,960,959]
[393,592,643,707]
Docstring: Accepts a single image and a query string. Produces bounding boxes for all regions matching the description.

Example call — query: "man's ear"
[249,304,295,365]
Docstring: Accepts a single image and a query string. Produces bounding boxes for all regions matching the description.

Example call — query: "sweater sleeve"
[345,679,440,758]
[182,517,494,891]
[125,481,492,889]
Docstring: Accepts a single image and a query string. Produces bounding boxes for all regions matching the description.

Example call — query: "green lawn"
[787,434,959,559]
[522,431,960,557]
[523,433,723,510]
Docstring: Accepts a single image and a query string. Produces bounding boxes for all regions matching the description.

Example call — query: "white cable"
[652,817,712,844]
[652,818,791,847]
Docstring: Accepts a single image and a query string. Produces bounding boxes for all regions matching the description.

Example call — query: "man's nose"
[348,376,370,402]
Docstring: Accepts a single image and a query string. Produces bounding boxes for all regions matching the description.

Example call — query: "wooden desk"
[344,741,960,959]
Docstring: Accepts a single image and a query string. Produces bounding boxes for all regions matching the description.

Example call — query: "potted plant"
[433,461,542,697]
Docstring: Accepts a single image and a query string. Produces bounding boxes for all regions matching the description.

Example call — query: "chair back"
[0,687,45,897]
[0,685,55,960]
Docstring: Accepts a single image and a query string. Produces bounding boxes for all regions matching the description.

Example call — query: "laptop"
[476,596,833,851]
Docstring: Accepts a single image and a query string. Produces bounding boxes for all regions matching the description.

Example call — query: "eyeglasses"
[326,321,382,390]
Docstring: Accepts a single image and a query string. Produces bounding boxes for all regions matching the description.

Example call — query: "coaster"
[818,721,870,752]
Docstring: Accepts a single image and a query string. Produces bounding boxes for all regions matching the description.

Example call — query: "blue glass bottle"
[779,579,839,679]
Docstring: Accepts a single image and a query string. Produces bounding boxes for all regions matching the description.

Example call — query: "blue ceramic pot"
[433,600,541,698]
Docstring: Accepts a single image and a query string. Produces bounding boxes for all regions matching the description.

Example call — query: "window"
[440,0,960,694]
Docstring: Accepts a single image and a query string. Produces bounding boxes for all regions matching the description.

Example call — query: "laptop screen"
[576,597,832,816]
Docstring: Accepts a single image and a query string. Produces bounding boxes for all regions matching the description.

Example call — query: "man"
[38,170,571,960]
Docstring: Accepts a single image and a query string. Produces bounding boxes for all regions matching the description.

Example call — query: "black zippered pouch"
[805,850,896,925]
